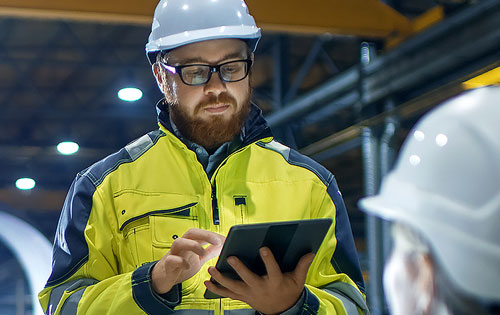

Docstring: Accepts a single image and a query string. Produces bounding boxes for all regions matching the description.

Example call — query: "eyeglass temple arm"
[161,63,177,74]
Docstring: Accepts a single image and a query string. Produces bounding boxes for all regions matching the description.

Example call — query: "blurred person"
[360,86,500,315]
[38,0,369,314]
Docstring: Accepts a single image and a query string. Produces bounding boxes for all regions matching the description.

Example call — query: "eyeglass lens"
[180,60,249,85]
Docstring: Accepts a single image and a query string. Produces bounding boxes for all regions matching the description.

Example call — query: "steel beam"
[247,0,411,37]
[310,137,361,162]
[361,127,385,315]
[266,0,500,135]
[0,0,410,38]
[283,38,324,103]
[299,82,464,158]
[266,68,359,127]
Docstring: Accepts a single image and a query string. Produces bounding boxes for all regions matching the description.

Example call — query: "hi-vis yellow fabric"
[39,103,367,314]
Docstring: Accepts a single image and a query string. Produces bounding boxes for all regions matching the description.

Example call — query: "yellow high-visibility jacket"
[39,103,368,314]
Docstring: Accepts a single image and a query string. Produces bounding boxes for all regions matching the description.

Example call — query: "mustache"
[196,93,237,111]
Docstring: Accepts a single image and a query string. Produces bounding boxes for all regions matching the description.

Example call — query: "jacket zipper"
[209,142,264,226]
[211,183,220,225]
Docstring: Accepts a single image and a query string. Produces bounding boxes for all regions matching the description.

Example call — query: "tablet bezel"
[204,218,332,299]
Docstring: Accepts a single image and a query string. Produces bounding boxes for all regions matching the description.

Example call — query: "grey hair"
[394,223,500,315]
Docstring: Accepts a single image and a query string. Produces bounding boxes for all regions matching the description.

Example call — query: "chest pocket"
[115,191,200,267]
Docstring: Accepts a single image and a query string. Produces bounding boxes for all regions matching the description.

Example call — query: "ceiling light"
[57,141,79,155]
[118,87,143,102]
[16,178,36,190]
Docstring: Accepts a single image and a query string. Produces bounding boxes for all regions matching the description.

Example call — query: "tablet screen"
[204,218,332,299]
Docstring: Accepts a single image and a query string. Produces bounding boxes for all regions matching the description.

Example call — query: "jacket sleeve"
[300,175,370,315]
[38,173,180,315]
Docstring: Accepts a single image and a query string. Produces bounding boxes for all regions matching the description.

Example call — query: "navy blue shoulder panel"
[325,177,365,293]
[288,149,333,187]
[46,130,165,287]
[46,173,95,287]
[287,149,366,293]
[83,130,165,187]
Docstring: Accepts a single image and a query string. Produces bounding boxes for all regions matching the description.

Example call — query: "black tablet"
[204,218,333,299]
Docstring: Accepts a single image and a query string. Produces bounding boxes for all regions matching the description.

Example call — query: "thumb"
[293,253,315,283]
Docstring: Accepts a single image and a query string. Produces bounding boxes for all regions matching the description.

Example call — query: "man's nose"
[203,71,227,96]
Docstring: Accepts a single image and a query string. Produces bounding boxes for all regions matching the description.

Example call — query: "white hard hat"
[360,86,500,302]
[146,0,261,64]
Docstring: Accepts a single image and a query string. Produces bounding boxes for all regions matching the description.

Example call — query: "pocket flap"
[151,213,199,248]
[114,190,198,231]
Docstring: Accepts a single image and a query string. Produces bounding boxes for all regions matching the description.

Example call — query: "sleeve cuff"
[131,261,182,314]
[301,287,320,314]
[279,288,306,314]
[257,287,319,315]
[157,283,181,304]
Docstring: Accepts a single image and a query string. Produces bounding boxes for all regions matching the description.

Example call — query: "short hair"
[154,40,253,65]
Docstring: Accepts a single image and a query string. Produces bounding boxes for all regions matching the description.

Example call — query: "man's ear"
[152,63,167,94]
[415,253,435,315]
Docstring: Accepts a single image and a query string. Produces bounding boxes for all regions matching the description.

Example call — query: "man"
[360,86,500,315]
[39,0,368,314]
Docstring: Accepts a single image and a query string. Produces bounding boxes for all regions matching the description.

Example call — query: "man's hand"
[204,247,315,314]
[151,228,225,294]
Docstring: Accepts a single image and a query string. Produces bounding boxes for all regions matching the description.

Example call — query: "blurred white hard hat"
[360,86,500,302]
[146,0,261,64]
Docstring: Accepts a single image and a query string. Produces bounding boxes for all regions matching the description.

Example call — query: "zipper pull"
[234,196,247,223]
[211,185,220,225]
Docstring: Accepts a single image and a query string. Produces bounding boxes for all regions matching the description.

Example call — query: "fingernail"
[227,256,236,264]
[261,248,268,256]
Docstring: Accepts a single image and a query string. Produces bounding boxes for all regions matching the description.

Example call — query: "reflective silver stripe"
[258,140,291,161]
[47,278,98,314]
[224,310,254,314]
[60,287,86,315]
[325,289,359,314]
[125,134,154,161]
[323,282,370,315]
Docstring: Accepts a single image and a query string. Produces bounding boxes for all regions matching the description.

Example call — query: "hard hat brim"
[146,25,261,53]
[359,196,402,221]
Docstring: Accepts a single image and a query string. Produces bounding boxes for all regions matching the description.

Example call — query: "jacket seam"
[287,160,330,187]
[84,130,166,188]
[45,255,90,287]
[256,141,333,188]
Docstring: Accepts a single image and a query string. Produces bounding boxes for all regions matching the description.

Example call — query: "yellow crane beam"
[0,0,411,39]
[247,0,411,38]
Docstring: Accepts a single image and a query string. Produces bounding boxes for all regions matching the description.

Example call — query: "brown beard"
[169,89,251,151]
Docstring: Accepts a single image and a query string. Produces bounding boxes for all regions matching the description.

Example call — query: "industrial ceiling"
[1,0,500,313]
